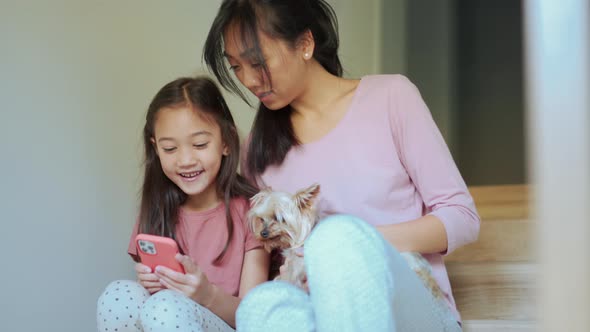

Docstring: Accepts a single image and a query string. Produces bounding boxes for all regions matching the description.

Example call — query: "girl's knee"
[140,290,198,330]
[97,280,147,331]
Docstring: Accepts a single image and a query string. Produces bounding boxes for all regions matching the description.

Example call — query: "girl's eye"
[162,147,176,153]
[194,143,208,149]
[229,65,240,71]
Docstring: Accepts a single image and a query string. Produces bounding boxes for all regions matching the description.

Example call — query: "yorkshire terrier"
[248,183,446,301]
[247,183,320,290]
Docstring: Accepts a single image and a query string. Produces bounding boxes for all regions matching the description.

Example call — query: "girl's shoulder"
[229,196,250,217]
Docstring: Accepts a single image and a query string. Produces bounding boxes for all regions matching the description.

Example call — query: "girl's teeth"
[181,172,199,178]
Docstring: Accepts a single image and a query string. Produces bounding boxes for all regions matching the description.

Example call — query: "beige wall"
[0,1,383,330]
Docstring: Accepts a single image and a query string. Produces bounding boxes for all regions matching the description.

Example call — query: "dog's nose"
[261,229,269,238]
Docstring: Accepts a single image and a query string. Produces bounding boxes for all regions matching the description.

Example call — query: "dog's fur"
[248,183,446,301]
[247,184,320,290]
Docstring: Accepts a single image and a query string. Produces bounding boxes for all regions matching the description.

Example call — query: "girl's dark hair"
[140,76,258,264]
[203,0,343,178]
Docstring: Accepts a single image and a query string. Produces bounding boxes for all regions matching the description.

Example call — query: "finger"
[176,254,199,274]
[146,287,163,294]
[294,247,305,257]
[137,273,160,282]
[158,275,185,294]
[135,263,151,273]
[157,270,188,290]
[140,281,162,289]
[155,265,187,284]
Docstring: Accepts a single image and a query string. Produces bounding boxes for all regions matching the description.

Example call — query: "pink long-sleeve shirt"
[247,74,480,321]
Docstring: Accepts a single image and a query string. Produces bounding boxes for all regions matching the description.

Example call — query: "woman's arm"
[386,75,480,255]
[376,215,448,253]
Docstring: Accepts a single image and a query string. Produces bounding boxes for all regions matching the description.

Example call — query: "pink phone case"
[135,234,185,273]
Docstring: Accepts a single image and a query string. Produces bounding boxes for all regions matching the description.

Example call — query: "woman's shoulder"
[359,74,415,92]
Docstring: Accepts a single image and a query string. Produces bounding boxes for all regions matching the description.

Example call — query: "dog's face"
[248,183,320,251]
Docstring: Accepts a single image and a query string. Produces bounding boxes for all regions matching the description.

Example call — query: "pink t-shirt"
[128,197,262,296]
[246,75,480,321]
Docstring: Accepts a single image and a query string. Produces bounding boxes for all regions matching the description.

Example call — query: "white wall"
[0,1,382,330]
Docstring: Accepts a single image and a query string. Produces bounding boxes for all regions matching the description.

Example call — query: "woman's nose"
[240,66,261,90]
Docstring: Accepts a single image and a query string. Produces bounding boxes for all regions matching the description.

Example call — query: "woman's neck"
[290,63,355,117]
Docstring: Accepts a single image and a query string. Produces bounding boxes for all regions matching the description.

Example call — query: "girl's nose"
[177,148,197,166]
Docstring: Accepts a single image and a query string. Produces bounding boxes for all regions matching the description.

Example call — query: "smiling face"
[223,24,314,110]
[152,106,228,210]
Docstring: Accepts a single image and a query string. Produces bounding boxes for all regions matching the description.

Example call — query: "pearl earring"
[304,52,310,59]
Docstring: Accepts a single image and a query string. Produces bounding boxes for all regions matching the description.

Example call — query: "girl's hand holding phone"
[155,254,217,307]
[135,263,164,294]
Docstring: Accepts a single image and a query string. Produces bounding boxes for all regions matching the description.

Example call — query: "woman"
[203,1,479,331]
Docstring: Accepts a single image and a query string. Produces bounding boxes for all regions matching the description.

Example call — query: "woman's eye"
[194,143,208,149]
[162,147,176,153]
[229,65,240,71]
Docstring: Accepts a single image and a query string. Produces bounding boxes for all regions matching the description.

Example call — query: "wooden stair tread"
[445,218,535,262]
[462,320,537,332]
[469,184,529,220]
[447,262,536,321]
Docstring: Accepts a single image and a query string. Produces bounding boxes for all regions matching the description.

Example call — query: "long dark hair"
[203,0,343,178]
[139,76,258,264]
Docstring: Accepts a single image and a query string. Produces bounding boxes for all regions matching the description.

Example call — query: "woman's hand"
[155,254,217,307]
[135,263,163,294]
[279,250,309,292]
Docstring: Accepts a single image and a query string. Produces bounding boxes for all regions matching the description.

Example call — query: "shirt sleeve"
[387,75,481,254]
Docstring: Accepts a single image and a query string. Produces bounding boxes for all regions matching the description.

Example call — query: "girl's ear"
[297,29,315,60]
[150,137,159,156]
[222,143,229,156]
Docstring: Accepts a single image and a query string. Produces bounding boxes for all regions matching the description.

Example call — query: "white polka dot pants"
[97,280,234,332]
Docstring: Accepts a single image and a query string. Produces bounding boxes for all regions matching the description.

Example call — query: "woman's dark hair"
[139,76,258,264]
[203,0,342,178]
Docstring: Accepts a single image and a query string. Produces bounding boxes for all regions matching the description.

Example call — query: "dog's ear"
[250,187,273,207]
[294,183,321,210]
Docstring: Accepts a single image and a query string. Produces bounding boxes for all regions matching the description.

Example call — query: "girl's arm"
[203,248,269,327]
[156,249,269,328]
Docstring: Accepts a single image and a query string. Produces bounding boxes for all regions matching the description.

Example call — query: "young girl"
[203,1,480,331]
[96,77,270,332]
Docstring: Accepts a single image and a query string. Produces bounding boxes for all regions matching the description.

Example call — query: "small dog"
[247,183,320,290]
[248,183,445,302]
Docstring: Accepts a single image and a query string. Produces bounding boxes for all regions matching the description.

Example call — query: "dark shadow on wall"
[399,0,525,185]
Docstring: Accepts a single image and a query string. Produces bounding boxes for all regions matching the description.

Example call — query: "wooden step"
[469,184,529,220]
[447,262,536,321]
[445,218,535,263]
[462,320,537,332]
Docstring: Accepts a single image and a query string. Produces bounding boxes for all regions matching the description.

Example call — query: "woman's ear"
[222,143,230,156]
[298,29,315,60]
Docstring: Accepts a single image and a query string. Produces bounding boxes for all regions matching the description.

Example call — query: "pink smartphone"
[135,234,185,273]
